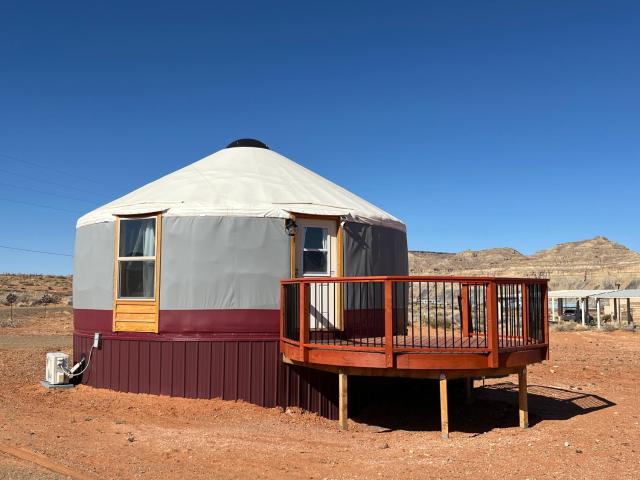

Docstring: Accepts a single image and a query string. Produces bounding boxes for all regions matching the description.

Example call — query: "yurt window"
[112,214,162,333]
[117,218,157,299]
[302,227,329,275]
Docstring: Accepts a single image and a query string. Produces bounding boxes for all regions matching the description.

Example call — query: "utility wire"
[0,181,98,205]
[0,197,84,214]
[0,152,106,186]
[0,245,72,257]
[0,167,104,199]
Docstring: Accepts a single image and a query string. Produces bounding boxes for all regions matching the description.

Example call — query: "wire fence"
[0,305,72,328]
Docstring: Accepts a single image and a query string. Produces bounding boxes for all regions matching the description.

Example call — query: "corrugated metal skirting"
[73,335,338,419]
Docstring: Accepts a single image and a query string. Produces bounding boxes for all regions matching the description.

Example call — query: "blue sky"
[1,1,639,274]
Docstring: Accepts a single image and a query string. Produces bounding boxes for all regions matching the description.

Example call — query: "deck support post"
[439,373,449,439]
[518,367,529,428]
[465,377,473,405]
[596,299,601,329]
[338,370,348,430]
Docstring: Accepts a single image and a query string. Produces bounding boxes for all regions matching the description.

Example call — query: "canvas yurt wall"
[73,140,407,418]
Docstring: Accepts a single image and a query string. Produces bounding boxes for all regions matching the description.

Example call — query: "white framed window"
[302,226,329,276]
[117,217,157,299]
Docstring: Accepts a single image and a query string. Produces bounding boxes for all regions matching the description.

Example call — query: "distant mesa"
[409,236,640,290]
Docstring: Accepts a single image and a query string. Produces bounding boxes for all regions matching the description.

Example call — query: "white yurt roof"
[77,141,405,232]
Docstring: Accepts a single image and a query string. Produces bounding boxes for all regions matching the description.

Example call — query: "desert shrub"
[34,293,61,306]
[0,317,18,328]
[551,321,577,332]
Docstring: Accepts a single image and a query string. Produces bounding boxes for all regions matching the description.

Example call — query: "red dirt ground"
[0,314,638,479]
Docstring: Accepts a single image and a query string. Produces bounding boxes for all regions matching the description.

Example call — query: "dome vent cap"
[226,138,269,149]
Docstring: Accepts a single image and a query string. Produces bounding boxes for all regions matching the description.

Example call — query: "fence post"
[299,282,309,362]
[384,280,394,368]
[486,281,499,368]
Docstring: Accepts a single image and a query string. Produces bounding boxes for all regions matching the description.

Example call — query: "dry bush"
[0,317,18,328]
[551,321,578,332]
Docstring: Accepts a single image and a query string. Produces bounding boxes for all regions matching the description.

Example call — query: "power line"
[0,197,84,214]
[0,181,98,205]
[0,245,72,257]
[0,167,105,199]
[0,152,106,186]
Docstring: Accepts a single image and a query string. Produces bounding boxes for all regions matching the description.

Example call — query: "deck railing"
[280,276,549,370]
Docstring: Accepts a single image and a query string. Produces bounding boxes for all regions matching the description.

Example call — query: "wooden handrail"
[281,275,549,284]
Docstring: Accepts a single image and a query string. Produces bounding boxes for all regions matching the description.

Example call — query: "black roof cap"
[226,138,269,149]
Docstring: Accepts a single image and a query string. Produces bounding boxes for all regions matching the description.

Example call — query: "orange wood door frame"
[288,214,344,332]
[289,214,343,278]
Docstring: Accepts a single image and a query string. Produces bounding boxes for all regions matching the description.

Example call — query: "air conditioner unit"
[45,352,69,385]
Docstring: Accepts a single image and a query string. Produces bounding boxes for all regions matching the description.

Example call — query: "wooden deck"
[280,275,548,373]
[279,275,549,433]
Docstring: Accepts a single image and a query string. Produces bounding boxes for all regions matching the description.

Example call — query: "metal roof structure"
[548,289,615,299]
[550,288,638,329]
[550,289,640,299]
[592,289,640,299]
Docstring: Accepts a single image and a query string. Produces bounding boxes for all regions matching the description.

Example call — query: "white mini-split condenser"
[45,352,69,385]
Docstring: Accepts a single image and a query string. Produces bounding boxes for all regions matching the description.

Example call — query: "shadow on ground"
[349,377,615,433]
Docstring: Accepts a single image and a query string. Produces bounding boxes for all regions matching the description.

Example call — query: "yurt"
[73,139,408,418]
